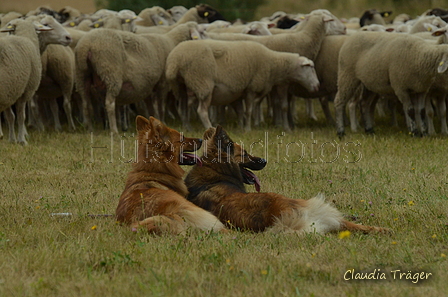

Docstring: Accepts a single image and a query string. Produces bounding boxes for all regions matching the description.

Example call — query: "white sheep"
[409,15,447,34]
[25,15,75,132]
[75,21,201,134]
[167,6,188,22]
[334,31,448,137]
[165,39,320,131]
[137,6,174,27]
[135,4,225,34]
[0,17,71,144]
[206,10,345,130]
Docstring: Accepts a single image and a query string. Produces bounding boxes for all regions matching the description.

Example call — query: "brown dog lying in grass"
[116,116,226,234]
[185,126,390,234]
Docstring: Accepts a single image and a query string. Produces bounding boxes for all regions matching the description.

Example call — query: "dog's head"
[136,116,202,165]
[203,125,267,191]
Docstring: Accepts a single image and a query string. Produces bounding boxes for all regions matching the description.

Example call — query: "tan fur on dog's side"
[116,116,226,234]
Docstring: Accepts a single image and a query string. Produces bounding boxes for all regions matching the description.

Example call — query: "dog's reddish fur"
[116,116,226,234]
[185,126,390,234]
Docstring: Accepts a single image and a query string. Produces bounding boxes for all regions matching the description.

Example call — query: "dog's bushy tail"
[269,193,390,234]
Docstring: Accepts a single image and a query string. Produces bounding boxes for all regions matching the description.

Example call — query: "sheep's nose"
[66,35,72,43]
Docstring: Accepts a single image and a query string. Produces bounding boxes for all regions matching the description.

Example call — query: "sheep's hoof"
[365,128,375,134]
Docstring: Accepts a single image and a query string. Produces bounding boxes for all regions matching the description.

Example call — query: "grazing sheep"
[165,39,320,131]
[0,17,71,144]
[334,31,448,137]
[75,22,201,134]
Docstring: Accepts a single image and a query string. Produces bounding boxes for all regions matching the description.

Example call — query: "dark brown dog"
[116,116,226,234]
[185,126,389,234]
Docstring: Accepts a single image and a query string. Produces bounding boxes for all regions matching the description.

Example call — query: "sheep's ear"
[267,23,276,28]
[33,22,53,32]
[385,27,395,32]
[190,27,201,40]
[322,15,334,22]
[136,115,151,132]
[90,20,103,28]
[299,57,313,67]
[437,56,448,73]
[431,26,446,36]
[0,24,15,33]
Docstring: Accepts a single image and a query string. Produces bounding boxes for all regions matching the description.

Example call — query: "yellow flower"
[403,188,407,191]
[91,225,97,230]
[311,253,316,258]
[392,241,397,245]
[394,218,398,221]
[408,201,415,206]
[226,259,231,264]
[360,200,365,202]
[261,270,268,275]
[338,230,351,239]
[432,234,437,239]
[35,206,40,209]
[441,253,446,258]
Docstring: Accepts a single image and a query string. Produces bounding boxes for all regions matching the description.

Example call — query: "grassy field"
[0,105,447,296]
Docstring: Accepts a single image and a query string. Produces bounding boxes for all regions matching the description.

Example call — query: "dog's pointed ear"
[203,127,216,140]
[215,125,233,147]
[149,116,165,136]
[136,115,151,132]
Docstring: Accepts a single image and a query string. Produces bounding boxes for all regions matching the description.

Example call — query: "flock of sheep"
[1,5,448,145]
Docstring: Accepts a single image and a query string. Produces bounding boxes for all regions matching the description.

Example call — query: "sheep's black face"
[196,4,226,22]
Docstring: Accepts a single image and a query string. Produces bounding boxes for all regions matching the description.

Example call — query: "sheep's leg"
[397,91,417,135]
[119,105,129,132]
[105,93,119,134]
[361,91,378,134]
[414,93,427,136]
[81,83,93,131]
[197,94,213,129]
[425,96,436,135]
[244,93,256,132]
[438,95,447,135]
[269,88,283,127]
[252,97,262,127]
[275,85,290,131]
[15,97,28,145]
[27,96,45,132]
[319,96,335,125]
[348,98,359,132]
[287,94,295,130]
[0,114,3,140]
[305,98,318,121]
[49,98,62,132]
[334,91,347,137]
[62,94,76,131]
[376,97,387,118]
[4,107,16,143]
[389,97,399,127]
[230,100,244,129]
